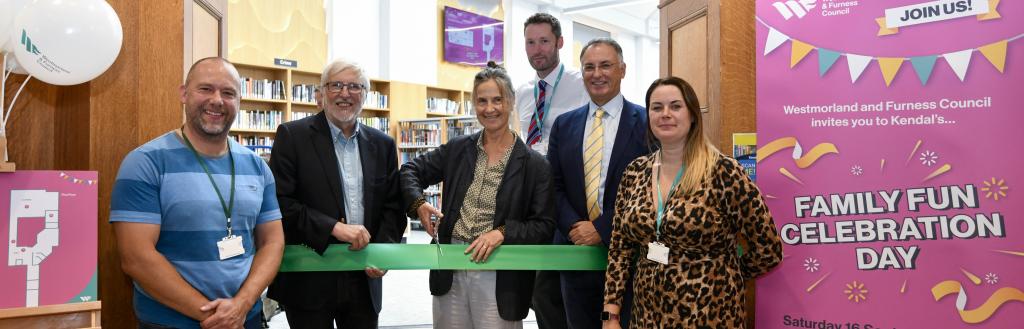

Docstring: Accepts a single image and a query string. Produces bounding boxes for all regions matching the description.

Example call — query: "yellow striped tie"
[584,108,605,221]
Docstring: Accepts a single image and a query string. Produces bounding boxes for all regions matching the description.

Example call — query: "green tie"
[584,108,605,221]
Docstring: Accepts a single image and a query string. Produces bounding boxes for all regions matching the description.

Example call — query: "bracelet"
[408,197,426,214]
[495,225,505,235]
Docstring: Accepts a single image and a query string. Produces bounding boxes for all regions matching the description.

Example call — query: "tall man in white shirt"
[514,13,588,329]
[515,13,589,156]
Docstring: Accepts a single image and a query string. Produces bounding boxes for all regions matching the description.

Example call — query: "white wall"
[386,0,437,85]
[327,0,382,77]
[328,0,436,85]
[570,14,659,105]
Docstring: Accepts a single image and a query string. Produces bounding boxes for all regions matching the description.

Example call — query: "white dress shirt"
[514,63,589,155]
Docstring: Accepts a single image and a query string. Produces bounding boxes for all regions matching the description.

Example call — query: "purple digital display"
[443,6,504,67]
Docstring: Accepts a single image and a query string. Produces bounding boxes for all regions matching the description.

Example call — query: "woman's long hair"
[644,76,721,193]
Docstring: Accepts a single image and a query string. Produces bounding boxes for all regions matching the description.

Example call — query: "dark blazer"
[547,99,649,245]
[400,132,556,321]
[267,112,405,313]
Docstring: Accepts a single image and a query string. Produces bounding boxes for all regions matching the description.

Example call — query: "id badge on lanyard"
[181,127,245,261]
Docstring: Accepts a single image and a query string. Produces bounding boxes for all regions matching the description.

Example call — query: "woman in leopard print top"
[601,77,783,328]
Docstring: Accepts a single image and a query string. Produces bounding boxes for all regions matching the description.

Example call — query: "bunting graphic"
[818,49,841,76]
[59,171,97,185]
[758,16,1021,87]
[910,56,939,85]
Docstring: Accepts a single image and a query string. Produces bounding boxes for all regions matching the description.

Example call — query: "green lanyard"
[655,151,685,239]
[180,128,236,237]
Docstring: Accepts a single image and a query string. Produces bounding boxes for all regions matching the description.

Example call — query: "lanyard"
[655,151,685,239]
[531,64,565,133]
[180,127,236,237]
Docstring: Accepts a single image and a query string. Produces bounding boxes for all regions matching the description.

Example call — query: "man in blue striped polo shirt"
[110,57,284,329]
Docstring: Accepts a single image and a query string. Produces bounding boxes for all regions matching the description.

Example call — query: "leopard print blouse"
[603,154,783,328]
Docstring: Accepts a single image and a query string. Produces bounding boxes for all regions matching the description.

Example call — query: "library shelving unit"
[396,115,482,229]
[230,63,397,159]
[234,63,289,158]
[425,86,466,117]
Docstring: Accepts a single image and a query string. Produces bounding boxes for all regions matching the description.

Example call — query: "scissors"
[431,214,443,256]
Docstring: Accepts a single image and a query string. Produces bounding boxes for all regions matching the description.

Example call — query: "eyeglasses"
[323,81,365,93]
[582,62,621,74]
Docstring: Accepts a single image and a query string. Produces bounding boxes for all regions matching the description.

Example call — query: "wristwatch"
[600,311,620,321]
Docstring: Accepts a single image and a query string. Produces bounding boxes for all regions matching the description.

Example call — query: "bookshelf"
[426,86,467,117]
[397,115,482,229]
[230,64,402,155]
[229,64,475,167]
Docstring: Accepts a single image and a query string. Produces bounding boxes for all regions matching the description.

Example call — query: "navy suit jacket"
[547,98,650,245]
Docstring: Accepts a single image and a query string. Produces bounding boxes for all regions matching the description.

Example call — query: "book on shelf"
[398,121,442,146]
[291,111,316,121]
[233,135,274,148]
[357,117,389,132]
[462,100,474,115]
[363,90,388,109]
[423,191,440,209]
[240,77,285,100]
[399,149,433,164]
[426,97,459,115]
[291,84,317,103]
[233,109,283,131]
[446,117,481,141]
[244,145,273,158]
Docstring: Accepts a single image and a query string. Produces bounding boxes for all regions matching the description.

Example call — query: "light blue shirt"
[583,93,624,212]
[328,121,365,226]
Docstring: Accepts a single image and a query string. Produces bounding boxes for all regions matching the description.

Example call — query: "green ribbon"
[279,244,609,271]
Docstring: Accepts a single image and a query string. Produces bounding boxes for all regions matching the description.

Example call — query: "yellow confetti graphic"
[906,140,922,165]
[922,164,952,182]
[995,250,1024,257]
[844,280,869,303]
[765,194,777,199]
[961,268,982,285]
[806,272,831,293]
[932,280,1024,324]
[981,177,1008,201]
[756,137,838,168]
[901,280,907,294]
[880,159,886,172]
[780,167,805,185]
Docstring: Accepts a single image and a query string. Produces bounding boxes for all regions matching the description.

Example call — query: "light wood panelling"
[227,0,326,72]
[671,15,709,110]
[192,1,221,59]
[436,0,504,91]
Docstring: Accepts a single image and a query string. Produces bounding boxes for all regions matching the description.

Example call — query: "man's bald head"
[185,57,241,88]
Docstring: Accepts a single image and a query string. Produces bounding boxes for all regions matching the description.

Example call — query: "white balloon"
[11,0,123,85]
[0,0,31,52]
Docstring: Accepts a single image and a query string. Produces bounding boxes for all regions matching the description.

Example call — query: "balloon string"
[1,52,6,135]
[3,75,32,136]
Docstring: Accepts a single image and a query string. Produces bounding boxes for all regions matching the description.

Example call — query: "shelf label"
[274,58,297,68]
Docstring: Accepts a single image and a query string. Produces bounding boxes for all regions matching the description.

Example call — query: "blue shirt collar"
[327,119,361,143]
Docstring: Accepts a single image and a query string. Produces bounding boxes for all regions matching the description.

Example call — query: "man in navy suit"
[547,38,647,328]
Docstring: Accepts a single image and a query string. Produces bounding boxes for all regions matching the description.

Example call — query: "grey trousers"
[433,239,522,329]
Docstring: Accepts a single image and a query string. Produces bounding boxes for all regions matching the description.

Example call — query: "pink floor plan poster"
[1,171,97,309]
[755,0,1021,328]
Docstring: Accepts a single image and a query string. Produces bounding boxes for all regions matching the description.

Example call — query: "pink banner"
[755,0,1022,328]
[0,171,97,309]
